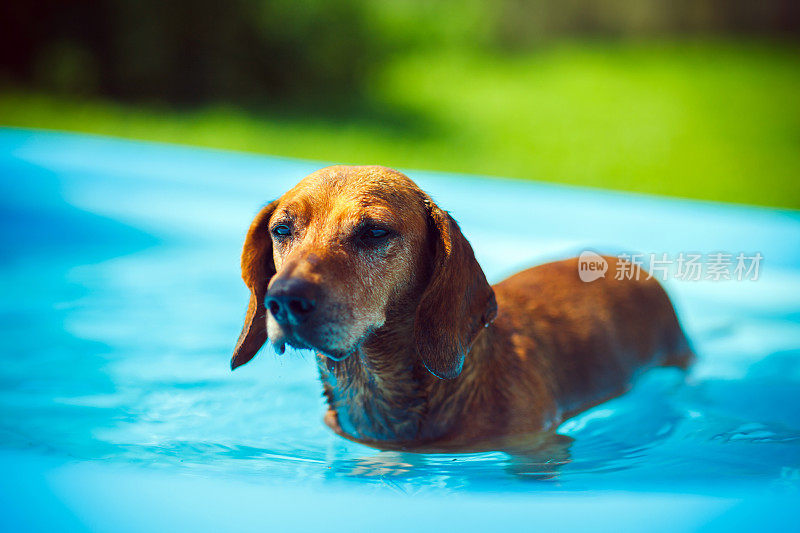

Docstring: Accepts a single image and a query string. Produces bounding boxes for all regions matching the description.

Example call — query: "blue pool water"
[1,128,799,531]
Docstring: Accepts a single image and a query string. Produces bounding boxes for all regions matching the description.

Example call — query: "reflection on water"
[1,129,799,497]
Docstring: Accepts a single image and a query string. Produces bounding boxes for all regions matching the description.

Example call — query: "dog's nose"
[265,279,318,325]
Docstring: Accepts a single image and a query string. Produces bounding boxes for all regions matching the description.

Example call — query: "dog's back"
[441,256,694,444]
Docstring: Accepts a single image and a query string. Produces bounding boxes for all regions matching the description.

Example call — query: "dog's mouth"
[269,323,356,362]
[318,348,356,362]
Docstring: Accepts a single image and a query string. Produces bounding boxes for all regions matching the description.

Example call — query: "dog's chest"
[316,355,423,442]
[319,365,364,439]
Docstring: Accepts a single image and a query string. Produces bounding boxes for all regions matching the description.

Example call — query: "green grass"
[2,40,799,208]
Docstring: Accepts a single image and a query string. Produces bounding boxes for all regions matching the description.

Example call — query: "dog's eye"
[356,226,393,246]
[272,224,292,237]
[353,222,395,247]
[363,228,389,239]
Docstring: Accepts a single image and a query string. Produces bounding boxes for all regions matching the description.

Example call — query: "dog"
[231,165,694,451]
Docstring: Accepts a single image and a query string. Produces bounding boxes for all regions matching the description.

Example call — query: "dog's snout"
[266,279,318,325]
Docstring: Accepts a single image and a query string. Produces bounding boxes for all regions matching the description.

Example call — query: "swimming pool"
[1,128,798,531]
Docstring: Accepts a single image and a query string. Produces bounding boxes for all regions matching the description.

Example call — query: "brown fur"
[231,165,694,451]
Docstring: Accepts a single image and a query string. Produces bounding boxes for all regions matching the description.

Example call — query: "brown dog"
[231,165,694,451]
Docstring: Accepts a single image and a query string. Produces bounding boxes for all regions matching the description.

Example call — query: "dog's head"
[230,166,496,379]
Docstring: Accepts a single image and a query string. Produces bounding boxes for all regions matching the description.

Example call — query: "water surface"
[1,128,799,531]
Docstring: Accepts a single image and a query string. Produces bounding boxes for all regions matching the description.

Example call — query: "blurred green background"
[1,0,798,208]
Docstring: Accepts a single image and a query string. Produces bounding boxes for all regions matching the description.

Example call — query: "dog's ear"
[231,200,279,370]
[414,198,497,379]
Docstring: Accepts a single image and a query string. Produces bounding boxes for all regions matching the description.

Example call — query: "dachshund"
[230,165,694,451]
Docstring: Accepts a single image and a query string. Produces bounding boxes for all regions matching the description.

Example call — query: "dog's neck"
[315,321,492,446]
[316,323,426,443]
